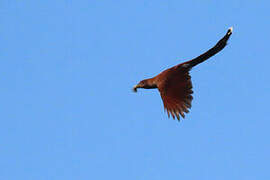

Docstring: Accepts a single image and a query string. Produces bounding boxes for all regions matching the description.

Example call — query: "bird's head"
[133,78,157,92]
[133,80,147,92]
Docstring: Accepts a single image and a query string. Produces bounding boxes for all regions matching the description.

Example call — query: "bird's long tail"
[182,27,233,69]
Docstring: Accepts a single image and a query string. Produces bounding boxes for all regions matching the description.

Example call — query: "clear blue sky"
[0,1,269,180]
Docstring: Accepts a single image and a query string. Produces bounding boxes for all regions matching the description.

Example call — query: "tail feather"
[180,27,233,69]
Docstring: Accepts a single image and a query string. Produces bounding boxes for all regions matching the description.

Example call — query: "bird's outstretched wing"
[158,70,193,121]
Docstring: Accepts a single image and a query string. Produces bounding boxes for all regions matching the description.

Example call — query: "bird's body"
[133,27,233,121]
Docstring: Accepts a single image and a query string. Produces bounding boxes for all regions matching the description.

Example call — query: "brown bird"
[133,27,233,121]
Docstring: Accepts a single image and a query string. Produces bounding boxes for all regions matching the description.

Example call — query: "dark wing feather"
[158,70,193,121]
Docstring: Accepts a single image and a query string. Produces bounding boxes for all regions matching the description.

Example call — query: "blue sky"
[0,1,269,179]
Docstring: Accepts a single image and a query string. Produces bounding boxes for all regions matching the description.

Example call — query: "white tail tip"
[229,27,233,32]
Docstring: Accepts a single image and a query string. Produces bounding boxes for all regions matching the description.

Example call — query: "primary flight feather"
[133,27,233,121]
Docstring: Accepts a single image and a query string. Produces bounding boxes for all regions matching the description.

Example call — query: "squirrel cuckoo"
[133,27,233,121]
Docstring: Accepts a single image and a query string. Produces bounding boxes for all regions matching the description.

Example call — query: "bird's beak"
[132,85,139,92]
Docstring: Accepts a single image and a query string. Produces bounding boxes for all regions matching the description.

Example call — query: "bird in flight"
[133,27,233,121]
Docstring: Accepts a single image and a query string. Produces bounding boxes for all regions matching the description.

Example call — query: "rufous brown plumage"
[133,27,233,121]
